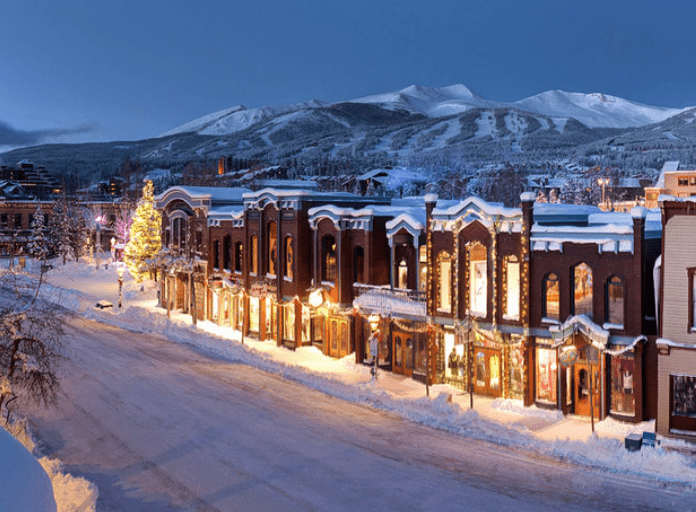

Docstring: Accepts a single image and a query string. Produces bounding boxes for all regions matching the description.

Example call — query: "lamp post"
[368,313,381,380]
[117,263,125,309]
[598,177,609,210]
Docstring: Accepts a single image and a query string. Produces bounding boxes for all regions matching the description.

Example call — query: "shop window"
[544,273,559,321]
[672,375,696,418]
[223,235,232,271]
[606,276,624,327]
[234,241,243,273]
[505,256,520,320]
[250,235,258,274]
[397,260,408,289]
[437,251,452,313]
[469,244,487,317]
[322,235,337,283]
[536,345,557,403]
[509,342,524,399]
[302,306,310,343]
[267,221,277,276]
[249,297,260,333]
[415,331,427,375]
[573,263,593,318]
[353,246,364,283]
[610,355,635,415]
[285,236,294,280]
[405,337,414,369]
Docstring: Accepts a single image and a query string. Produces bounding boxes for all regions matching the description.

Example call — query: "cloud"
[0,121,96,148]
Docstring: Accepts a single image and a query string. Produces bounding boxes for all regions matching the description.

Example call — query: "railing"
[353,283,426,317]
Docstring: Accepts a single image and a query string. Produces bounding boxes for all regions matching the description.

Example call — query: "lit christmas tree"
[123,181,162,282]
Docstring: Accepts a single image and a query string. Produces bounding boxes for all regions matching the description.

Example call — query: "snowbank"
[0,426,56,512]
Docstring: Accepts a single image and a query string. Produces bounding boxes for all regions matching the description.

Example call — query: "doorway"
[574,362,600,419]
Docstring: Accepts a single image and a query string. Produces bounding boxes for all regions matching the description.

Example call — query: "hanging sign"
[559,346,579,367]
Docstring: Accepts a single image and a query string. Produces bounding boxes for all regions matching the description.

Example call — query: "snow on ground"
[4,255,696,507]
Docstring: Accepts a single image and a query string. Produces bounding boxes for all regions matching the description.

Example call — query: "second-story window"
[573,262,593,318]
[397,260,408,289]
[268,221,277,276]
[322,235,337,283]
[544,273,559,321]
[353,246,364,284]
[234,241,243,273]
[505,255,520,320]
[437,251,452,313]
[223,235,232,271]
[468,244,487,317]
[213,240,220,270]
[250,235,258,274]
[606,275,624,327]
[285,236,294,280]
[14,213,21,230]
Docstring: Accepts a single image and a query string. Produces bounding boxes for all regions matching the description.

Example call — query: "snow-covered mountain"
[513,90,688,129]
[161,84,691,137]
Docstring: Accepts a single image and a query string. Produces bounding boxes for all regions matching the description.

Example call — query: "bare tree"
[0,266,64,422]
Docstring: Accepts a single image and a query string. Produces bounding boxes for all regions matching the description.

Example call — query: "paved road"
[25,314,695,511]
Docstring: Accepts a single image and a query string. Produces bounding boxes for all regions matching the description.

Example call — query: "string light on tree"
[123,181,162,282]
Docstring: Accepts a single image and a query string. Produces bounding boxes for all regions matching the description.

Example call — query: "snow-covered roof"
[431,196,522,233]
[155,186,251,210]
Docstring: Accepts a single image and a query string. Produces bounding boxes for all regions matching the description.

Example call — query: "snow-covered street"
[21,312,693,511]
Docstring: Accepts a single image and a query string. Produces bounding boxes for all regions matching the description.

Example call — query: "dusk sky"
[1,1,694,149]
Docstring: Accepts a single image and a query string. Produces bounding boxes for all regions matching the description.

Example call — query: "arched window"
[223,235,232,271]
[468,243,487,317]
[544,273,559,321]
[573,262,593,318]
[250,235,258,274]
[437,251,452,313]
[397,260,408,289]
[267,221,277,276]
[213,240,220,269]
[285,236,294,280]
[322,235,337,283]
[606,275,624,326]
[234,241,243,273]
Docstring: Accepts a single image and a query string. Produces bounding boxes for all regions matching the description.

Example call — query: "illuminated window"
[285,236,294,280]
[437,251,452,313]
[468,244,487,317]
[573,262,593,318]
[250,235,258,274]
[505,256,520,320]
[322,236,337,283]
[544,273,559,321]
[397,260,408,289]
[606,276,624,326]
[267,221,277,276]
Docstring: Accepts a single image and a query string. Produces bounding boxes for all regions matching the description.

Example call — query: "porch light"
[309,288,324,309]
[368,314,381,332]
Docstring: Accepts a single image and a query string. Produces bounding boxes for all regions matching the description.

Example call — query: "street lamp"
[598,177,610,210]
[117,263,125,309]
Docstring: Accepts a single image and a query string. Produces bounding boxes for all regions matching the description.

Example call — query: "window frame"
[606,275,625,328]
[543,272,560,322]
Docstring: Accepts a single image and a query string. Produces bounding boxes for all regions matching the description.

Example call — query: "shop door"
[329,318,350,359]
[473,349,501,397]
[574,362,600,418]
[392,334,414,377]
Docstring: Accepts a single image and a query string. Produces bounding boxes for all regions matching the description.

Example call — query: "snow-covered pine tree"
[123,181,162,282]
[48,195,72,265]
[26,205,51,262]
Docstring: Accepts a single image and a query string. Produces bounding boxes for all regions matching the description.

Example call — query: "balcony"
[353,283,426,319]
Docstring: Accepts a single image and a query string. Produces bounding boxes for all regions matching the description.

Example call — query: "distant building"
[0,160,61,199]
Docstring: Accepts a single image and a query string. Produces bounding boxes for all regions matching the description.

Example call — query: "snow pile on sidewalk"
[2,420,98,512]
[17,258,696,489]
